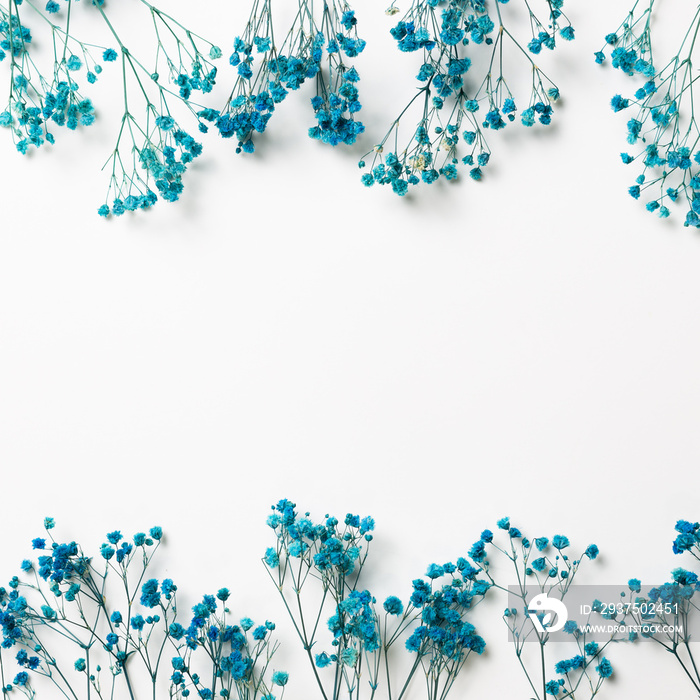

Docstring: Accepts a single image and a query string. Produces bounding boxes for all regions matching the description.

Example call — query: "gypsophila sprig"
[0,0,106,154]
[617,519,700,695]
[0,519,284,700]
[264,499,489,700]
[264,499,378,700]
[212,0,315,154]
[168,599,283,700]
[385,558,489,700]
[0,0,221,217]
[360,0,574,195]
[597,1,700,226]
[212,0,365,154]
[94,1,220,217]
[307,1,365,146]
[472,519,611,700]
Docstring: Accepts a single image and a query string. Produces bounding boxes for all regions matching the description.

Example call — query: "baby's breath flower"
[598,1,700,227]
[3,519,283,700]
[0,0,221,216]
[361,0,573,194]
[215,0,365,154]
[476,520,608,700]
[265,499,489,700]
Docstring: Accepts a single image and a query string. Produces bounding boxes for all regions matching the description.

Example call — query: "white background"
[0,0,698,697]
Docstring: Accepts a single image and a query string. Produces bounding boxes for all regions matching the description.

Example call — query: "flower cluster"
[618,519,700,695]
[0,0,221,217]
[307,5,365,146]
[673,518,700,556]
[395,559,488,700]
[264,499,489,700]
[264,499,380,697]
[168,594,282,700]
[0,1,106,155]
[95,1,220,216]
[208,0,296,154]
[211,0,365,154]
[0,519,283,700]
[100,119,203,217]
[360,0,574,194]
[471,518,610,700]
[597,1,700,226]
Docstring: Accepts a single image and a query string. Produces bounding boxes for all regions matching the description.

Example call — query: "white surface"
[0,0,698,697]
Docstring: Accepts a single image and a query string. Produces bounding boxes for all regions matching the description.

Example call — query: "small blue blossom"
[315,652,332,668]
[596,657,613,678]
[584,544,599,560]
[272,671,288,686]
[383,596,404,615]
[552,535,570,550]
[66,55,82,71]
